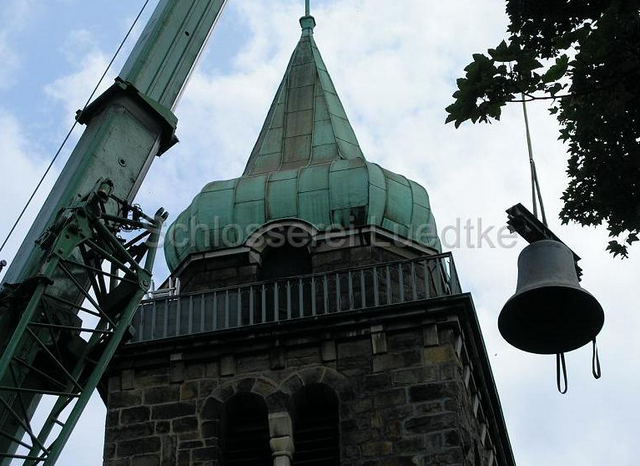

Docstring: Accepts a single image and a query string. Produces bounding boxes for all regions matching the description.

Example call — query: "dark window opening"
[261,243,312,281]
[292,384,340,466]
[223,393,271,466]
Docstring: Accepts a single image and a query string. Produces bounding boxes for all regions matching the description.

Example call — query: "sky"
[0,0,638,465]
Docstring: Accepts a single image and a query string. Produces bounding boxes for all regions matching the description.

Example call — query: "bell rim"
[498,284,604,355]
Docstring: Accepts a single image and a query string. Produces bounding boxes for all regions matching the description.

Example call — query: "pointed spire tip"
[300,0,315,32]
[299,15,316,32]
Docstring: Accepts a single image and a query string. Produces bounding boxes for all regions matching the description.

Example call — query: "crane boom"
[3,0,227,286]
[0,1,228,463]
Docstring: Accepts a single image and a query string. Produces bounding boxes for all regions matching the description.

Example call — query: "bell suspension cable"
[0,0,151,260]
[521,94,548,226]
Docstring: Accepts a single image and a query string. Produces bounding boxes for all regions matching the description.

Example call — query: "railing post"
[200,294,206,332]
[224,290,230,329]
[163,298,169,338]
[249,286,255,325]
[213,291,218,331]
[386,266,392,304]
[237,288,242,327]
[176,296,181,336]
[298,279,304,318]
[274,282,279,322]
[286,281,292,320]
[188,295,194,334]
[323,275,329,314]
[360,269,366,308]
[311,277,317,316]
[151,300,157,340]
[335,273,341,312]
[434,258,445,296]
[262,285,267,323]
[373,266,379,307]
[422,259,431,299]
[347,271,354,310]
[411,261,418,301]
[137,305,145,343]
[398,263,405,303]
[449,254,462,294]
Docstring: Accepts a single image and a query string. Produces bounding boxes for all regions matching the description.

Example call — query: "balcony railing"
[129,253,462,343]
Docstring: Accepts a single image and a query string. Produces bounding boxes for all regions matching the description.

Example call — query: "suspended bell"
[499,239,604,355]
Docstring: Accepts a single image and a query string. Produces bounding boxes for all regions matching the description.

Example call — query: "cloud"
[5,0,639,464]
[0,109,57,263]
[44,30,112,125]
[0,0,40,88]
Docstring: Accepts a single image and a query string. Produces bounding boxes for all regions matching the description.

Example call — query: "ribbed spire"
[243,14,364,176]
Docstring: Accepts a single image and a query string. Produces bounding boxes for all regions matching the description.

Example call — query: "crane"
[0,1,229,463]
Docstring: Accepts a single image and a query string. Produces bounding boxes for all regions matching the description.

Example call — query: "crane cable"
[521,95,548,226]
[0,0,151,266]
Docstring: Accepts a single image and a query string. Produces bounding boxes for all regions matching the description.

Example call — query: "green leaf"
[542,55,569,83]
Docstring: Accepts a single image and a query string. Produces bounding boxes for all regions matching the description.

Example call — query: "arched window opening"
[223,392,271,466]
[260,228,312,281]
[292,384,340,466]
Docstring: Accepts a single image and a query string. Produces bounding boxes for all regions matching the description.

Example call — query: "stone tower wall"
[103,304,504,466]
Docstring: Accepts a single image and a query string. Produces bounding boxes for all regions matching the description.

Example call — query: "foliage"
[446,0,640,257]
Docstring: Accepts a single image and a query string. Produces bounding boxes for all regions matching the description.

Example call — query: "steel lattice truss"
[0,180,166,465]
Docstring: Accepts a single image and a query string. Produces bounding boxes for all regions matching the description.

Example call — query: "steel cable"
[0,0,151,256]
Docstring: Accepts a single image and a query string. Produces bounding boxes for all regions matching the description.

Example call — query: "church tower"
[102,10,515,466]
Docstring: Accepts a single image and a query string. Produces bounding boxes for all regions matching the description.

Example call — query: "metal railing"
[129,253,462,343]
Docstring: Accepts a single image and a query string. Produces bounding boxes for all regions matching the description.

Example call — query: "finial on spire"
[300,0,316,33]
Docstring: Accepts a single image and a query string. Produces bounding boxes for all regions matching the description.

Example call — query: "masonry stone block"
[135,367,169,388]
[172,416,198,433]
[237,351,270,373]
[321,339,337,362]
[117,437,161,457]
[219,355,235,377]
[405,412,457,434]
[107,423,155,443]
[371,328,388,355]
[373,388,406,409]
[109,390,142,409]
[144,386,180,405]
[180,381,199,400]
[253,377,278,397]
[409,382,459,402]
[151,402,196,420]
[121,370,135,391]
[130,454,160,466]
[266,390,290,411]
[362,441,393,457]
[423,345,457,365]
[191,447,219,462]
[121,406,150,425]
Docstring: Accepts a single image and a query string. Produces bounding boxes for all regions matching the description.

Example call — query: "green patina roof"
[165,15,441,272]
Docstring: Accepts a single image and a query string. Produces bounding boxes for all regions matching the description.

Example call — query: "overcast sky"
[0,0,638,464]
